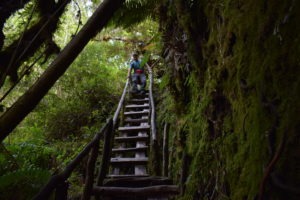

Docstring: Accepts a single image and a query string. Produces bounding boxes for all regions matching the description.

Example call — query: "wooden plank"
[124,118,149,123]
[129,98,149,103]
[111,132,127,177]
[103,176,173,187]
[93,185,180,197]
[115,135,149,143]
[131,92,149,97]
[106,174,149,178]
[112,146,148,153]
[124,110,149,116]
[110,157,148,165]
[125,104,149,109]
[118,125,150,132]
[135,123,148,176]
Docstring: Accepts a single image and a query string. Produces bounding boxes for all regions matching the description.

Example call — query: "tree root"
[258,133,285,200]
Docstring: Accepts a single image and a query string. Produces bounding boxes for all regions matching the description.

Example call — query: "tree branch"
[0,0,126,142]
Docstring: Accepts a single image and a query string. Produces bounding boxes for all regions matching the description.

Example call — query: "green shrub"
[0,168,51,200]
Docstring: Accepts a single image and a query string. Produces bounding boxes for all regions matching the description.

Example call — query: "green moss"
[157,0,300,199]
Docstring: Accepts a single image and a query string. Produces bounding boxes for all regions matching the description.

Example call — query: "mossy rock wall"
[157,0,300,199]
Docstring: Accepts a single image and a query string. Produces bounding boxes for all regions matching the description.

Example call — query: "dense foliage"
[0,40,127,198]
[1,0,299,199]
[0,0,158,198]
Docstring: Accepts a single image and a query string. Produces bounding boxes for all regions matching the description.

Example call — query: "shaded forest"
[0,0,299,199]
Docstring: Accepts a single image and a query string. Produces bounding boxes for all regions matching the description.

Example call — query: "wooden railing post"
[146,63,160,175]
[113,79,129,128]
[96,119,113,186]
[147,65,157,142]
[81,140,100,200]
[163,123,170,177]
[55,181,68,200]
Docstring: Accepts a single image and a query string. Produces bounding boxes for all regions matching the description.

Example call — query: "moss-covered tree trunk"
[157,0,300,199]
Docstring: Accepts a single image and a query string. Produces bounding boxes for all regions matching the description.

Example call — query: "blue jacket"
[130,60,144,73]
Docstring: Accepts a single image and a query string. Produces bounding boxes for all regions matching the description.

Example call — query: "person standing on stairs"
[127,52,146,94]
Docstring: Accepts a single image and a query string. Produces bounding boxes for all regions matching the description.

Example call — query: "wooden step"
[124,110,149,116]
[106,174,149,179]
[103,176,173,187]
[130,95,149,101]
[118,125,150,132]
[125,104,149,109]
[112,146,148,153]
[110,157,148,165]
[131,92,149,97]
[115,135,149,143]
[129,98,149,104]
[93,185,180,197]
[124,118,149,124]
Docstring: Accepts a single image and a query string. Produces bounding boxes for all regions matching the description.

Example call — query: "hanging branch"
[0,51,45,103]
[0,2,38,86]
[0,0,126,142]
[13,1,68,68]
[0,0,69,88]
[0,0,31,49]
[7,2,37,69]
[72,0,82,36]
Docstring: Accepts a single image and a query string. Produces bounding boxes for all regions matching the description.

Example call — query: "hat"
[132,52,138,56]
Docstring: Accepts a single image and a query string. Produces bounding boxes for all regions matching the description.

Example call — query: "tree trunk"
[0,0,125,142]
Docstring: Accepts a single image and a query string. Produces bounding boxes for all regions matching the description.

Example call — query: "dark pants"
[131,73,146,91]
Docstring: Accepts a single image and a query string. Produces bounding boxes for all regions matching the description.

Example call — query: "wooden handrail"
[113,79,129,128]
[163,123,170,177]
[146,62,161,175]
[146,64,157,141]
[33,119,112,200]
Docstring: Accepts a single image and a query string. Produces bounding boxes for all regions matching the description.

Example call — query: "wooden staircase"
[94,92,179,199]
[33,66,178,200]
[110,92,150,178]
